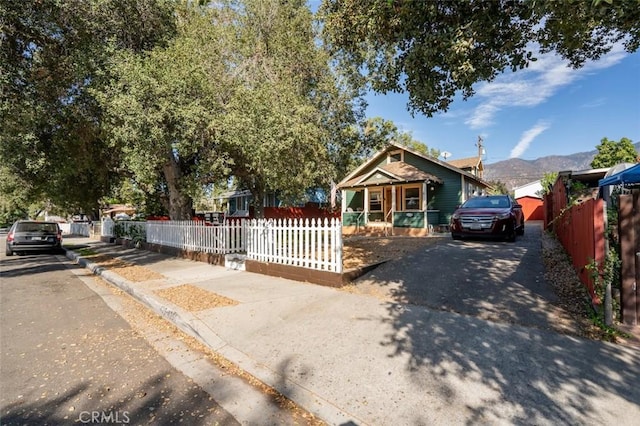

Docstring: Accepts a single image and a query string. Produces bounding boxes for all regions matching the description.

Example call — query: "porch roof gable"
[338,141,491,189]
[341,161,443,188]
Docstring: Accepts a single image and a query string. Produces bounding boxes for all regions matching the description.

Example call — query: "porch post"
[364,187,369,226]
[341,190,346,213]
[391,186,396,227]
[423,181,428,230]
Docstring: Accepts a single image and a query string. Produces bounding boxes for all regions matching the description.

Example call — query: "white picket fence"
[102,218,342,273]
[59,222,91,236]
[247,218,342,272]
[146,220,245,254]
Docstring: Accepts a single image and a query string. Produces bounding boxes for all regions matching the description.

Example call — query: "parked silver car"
[5,220,63,256]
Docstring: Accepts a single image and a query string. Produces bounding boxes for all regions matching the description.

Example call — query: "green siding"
[394,212,424,228]
[343,212,365,226]
[403,151,462,224]
[345,190,364,211]
[427,210,440,226]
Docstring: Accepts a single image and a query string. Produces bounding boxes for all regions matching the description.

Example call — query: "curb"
[65,248,358,425]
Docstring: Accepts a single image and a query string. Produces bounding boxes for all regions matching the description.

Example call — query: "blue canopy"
[598,163,640,187]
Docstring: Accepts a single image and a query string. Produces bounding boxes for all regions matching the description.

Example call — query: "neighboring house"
[338,142,492,236]
[514,180,543,199]
[447,156,484,179]
[214,189,255,217]
[210,189,337,220]
[544,167,611,227]
[102,204,136,219]
[446,137,486,179]
[513,180,544,221]
[558,167,611,202]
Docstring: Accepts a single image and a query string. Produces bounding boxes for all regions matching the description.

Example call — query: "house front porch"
[342,209,443,236]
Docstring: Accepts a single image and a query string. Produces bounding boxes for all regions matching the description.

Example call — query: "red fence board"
[545,193,605,303]
[264,206,340,220]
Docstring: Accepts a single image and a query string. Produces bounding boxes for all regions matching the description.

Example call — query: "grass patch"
[76,247,98,256]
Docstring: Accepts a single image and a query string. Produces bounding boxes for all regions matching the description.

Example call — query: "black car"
[5,220,63,256]
[450,195,524,242]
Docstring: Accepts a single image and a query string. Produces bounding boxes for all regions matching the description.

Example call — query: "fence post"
[333,217,343,273]
[620,192,639,325]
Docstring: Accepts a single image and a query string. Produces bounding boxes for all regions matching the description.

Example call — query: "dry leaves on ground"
[83,254,165,282]
[99,279,326,426]
[155,284,238,312]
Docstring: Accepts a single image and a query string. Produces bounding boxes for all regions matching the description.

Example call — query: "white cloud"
[581,97,606,108]
[465,45,628,129]
[510,121,550,158]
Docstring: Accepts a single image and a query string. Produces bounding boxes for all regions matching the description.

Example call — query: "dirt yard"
[342,235,445,269]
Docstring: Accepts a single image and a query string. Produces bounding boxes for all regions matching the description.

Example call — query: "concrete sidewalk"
[64,237,640,426]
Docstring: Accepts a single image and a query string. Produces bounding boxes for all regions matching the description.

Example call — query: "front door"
[384,187,393,223]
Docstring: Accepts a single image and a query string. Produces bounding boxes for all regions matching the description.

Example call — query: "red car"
[450,195,524,242]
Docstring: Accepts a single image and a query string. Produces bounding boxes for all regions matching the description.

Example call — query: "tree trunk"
[162,156,193,220]
[251,184,266,219]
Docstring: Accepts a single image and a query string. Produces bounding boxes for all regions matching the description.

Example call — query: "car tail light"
[7,231,14,242]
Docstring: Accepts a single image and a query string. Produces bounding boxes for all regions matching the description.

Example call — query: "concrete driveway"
[353,221,580,334]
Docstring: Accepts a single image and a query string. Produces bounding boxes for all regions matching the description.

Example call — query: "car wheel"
[516,224,525,236]
[5,246,13,256]
[451,233,461,240]
[505,222,516,242]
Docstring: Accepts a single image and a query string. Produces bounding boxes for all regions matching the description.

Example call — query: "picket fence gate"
[247,218,342,272]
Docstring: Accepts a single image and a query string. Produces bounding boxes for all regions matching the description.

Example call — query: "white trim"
[355,167,401,186]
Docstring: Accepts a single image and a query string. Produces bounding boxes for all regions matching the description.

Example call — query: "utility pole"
[475,136,485,179]
[476,136,485,159]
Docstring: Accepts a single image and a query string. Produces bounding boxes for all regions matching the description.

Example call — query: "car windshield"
[15,222,58,233]
[462,197,510,209]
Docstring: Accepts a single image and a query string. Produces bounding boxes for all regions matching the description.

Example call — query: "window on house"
[388,150,403,163]
[369,191,382,211]
[404,186,421,210]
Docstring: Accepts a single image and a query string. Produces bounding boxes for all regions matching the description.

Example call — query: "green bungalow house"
[338,142,492,236]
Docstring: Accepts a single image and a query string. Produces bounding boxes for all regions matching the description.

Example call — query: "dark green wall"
[403,152,462,224]
[345,190,364,211]
[394,212,424,228]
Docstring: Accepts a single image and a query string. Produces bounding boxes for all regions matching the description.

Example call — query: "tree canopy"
[2,0,372,219]
[0,0,176,217]
[591,137,639,168]
[97,0,372,218]
[320,0,640,116]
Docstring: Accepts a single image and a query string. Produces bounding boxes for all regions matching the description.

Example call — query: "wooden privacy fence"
[549,197,605,302]
[619,190,640,325]
[246,218,343,273]
[103,218,343,273]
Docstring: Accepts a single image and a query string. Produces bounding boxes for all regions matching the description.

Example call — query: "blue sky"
[308,1,640,163]
[363,46,640,164]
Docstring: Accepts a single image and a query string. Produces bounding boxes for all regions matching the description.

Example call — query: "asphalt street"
[0,244,313,425]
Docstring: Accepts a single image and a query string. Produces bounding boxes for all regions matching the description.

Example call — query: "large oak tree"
[0,0,176,217]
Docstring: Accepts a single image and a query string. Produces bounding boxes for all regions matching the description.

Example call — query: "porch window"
[404,186,421,210]
[369,191,382,211]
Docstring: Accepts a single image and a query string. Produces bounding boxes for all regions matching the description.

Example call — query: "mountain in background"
[484,142,640,190]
